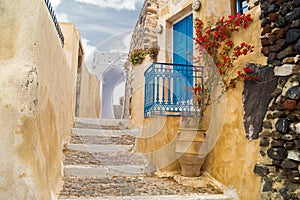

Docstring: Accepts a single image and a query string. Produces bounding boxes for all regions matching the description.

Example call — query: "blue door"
[173,14,193,103]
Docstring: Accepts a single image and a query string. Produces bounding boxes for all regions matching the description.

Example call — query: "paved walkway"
[58,118,232,200]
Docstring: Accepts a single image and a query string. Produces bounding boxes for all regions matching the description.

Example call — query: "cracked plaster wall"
[0,1,81,199]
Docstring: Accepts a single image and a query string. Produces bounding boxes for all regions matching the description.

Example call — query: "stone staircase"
[58,118,234,200]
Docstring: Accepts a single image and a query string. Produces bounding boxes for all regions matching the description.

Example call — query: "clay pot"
[175,129,206,177]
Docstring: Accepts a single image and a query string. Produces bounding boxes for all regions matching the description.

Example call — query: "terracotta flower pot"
[175,129,206,177]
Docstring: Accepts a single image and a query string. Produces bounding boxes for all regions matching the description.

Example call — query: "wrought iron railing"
[44,0,65,47]
[144,62,203,118]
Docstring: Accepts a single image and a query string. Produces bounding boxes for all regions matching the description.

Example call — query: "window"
[237,0,248,14]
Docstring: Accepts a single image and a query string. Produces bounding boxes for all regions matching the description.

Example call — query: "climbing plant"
[194,13,257,90]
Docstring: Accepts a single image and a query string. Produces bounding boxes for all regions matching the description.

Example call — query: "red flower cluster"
[237,68,258,81]
[192,82,207,106]
[243,67,252,73]
[233,42,254,58]
[194,13,256,90]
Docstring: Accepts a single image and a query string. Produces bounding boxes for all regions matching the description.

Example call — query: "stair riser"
[66,144,133,153]
[74,118,130,127]
[64,166,149,177]
[71,128,141,137]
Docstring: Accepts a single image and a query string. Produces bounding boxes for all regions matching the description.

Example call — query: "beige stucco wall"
[78,63,100,118]
[137,116,181,172]
[202,6,265,200]
[0,1,80,199]
[129,53,180,171]
[203,83,262,200]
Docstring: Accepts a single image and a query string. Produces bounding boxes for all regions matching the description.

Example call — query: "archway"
[89,52,127,119]
[101,66,125,119]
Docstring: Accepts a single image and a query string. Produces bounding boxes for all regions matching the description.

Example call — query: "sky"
[51,0,143,57]
[50,0,144,105]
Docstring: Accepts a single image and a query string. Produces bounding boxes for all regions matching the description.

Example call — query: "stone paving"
[59,176,222,198]
[59,118,231,200]
[63,149,102,166]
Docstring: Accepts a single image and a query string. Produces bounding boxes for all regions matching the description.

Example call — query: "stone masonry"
[253,0,300,199]
[123,0,159,119]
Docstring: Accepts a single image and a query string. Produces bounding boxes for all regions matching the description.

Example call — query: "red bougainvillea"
[194,13,257,90]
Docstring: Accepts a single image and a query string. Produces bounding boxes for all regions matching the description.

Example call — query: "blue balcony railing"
[144,62,203,118]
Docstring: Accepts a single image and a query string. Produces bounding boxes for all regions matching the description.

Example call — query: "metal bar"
[162,64,165,104]
[153,62,195,68]
[44,0,65,47]
[156,72,160,104]
[167,73,171,105]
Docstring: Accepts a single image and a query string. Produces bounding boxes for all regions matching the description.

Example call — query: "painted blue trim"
[173,14,194,104]
[237,0,248,14]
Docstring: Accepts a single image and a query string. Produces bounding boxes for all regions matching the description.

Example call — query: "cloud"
[81,38,97,66]
[49,0,62,9]
[74,0,144,11]
[56,12,69,22]
[79,23,122,34]
[122,33,132,52]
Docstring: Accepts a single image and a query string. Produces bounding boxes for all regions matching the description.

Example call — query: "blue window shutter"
[237,0,248,14]
[173,14,193,102]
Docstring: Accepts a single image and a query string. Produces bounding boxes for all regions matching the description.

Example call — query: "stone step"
[59,176,229,200]
[59,194,233,200]
[63,149,154,168]
[93,152,152,166]
[71,128,141,137]
[66,144,133,153]
[63,149,102,166]
[64,165,151,177]
[74,118,130,129]
[69,134,136,145]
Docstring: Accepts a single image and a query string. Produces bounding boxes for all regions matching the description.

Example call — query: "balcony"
[144,62,203,118]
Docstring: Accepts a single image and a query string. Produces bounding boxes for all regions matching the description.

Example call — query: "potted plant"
[129,47,160,65]
[175,80,210,177]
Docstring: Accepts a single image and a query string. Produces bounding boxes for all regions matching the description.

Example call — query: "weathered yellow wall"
[203,83,262,200]
[0,1,79,199]
[202,6,265,200]
[78,63,100,118]
[137,116,181,172]
[131,56,181,171]
[131,1,264,198]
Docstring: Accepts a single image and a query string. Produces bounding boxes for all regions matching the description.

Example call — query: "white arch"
[101,66,125,118]
[90,52,127,119]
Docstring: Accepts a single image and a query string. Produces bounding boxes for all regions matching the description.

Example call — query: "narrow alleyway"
[58,118,232,200]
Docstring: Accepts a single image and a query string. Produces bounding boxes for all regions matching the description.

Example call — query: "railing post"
[167,71,171,105]
[161,64,165,105]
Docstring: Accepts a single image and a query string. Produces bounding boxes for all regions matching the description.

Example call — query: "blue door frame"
[173,14,193,103]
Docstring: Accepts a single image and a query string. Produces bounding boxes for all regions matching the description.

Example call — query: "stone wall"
[0,1,80,199]
[123,0,159,119]
[253,0,300,199]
